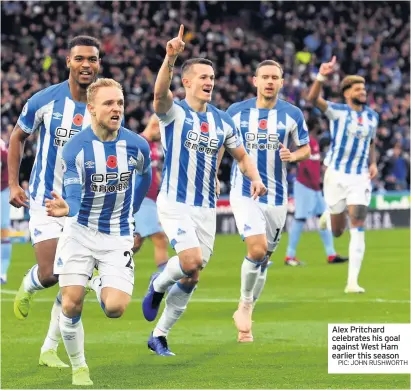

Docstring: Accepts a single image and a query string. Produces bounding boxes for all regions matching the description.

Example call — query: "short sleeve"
[222,115,242,150]
[135,136,151,175]
[17,94,44,134]
[291,108,309,147]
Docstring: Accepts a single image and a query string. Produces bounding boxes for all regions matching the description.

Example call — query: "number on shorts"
[124,251,134,270]
[273,228,281,242]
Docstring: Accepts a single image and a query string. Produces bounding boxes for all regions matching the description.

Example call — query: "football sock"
[153,282,196,337]
[253,264,268,307]
[1,237,12,277]
[241,256,266,303]
[153,256,188,293]
[286,219,305,258]
[41,290,62,353]
[319,228,336,257]
[23,264,45,293]
[347,227,365,286]
[59,312,86,370]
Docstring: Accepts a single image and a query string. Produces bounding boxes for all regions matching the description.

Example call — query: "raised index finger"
[178,24,184,40]
[330,55,336,65]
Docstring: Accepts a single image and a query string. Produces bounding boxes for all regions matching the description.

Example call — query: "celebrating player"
[132,115,170,271]
[46,78,151,385]
[141,25,267,356]
[227,60,311,342]
[307,56,379,293]
[1,139,12,284]
[285,122,348,265]
[9,35,101,367]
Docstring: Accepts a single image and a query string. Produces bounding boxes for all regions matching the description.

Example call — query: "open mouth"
[202,87,212,94]
[110,115,120,122]
[80,71,92,77]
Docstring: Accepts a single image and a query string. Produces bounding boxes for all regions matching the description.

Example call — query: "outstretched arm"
[153,25,185,115]
[307,56,337,113]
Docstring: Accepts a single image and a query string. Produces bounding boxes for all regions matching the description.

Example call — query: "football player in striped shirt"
[142,25,267,356]
[308,56,379,293]
[9,35,101,368]
[227,60,311,342]
[285,123,348,266]
[46,78,151,385]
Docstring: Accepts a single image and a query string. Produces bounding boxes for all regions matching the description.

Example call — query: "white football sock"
[153,282,195,337]
[153,256,188,293]
[59,312,86,370]
[40,291,62,353]
[241,256,265,303]
[253,267,268,307]
[23,264,45,293]
[347,227,365,286]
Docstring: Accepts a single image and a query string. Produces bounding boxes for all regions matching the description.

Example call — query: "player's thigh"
[134,197,163,238]
[263,204,288,252]
[191,206,217,268]
[97,237,135,297]
[157,195,200,254]
[323,168,347,214]
[230,193,266,240]
[1,188,10,229]
[293,181,317,219]
[346,175,372,208]
[54,233,95,281]
[29,209,65,245]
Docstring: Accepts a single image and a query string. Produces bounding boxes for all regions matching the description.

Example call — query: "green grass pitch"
[1,229,410,389]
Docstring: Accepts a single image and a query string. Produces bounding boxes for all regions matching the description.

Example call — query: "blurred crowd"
[1,1,410,194]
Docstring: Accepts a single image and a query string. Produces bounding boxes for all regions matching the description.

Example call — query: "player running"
[1,139,12,284]
[46,78,151,385]
[9,35,102,367]
[141,25,267,356]
[285,122,348,266]
[307,56,379,293]
[227,60,311,342]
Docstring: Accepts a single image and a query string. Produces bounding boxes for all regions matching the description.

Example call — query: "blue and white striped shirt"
[323,102,379,174]
[228,98,309,206]
[61,126,151,236]
[17,81,92,210]
[157,100,242,208]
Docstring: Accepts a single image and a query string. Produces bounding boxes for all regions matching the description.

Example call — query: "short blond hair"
[340,75,365,93]
[256,60,284,77]
[87,78,123,103]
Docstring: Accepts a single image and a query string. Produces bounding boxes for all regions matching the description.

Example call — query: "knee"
[179,253,203,274]
[38,267,58,288]
[102,298,128,318]
[62,297,83,317]
[248,242,267,261]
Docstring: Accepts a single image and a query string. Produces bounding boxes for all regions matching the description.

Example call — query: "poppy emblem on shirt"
[357,116,363,125]
[200,122,209,133]
[106,155,117,169]
[259,119,267,130]
[73,114,83,126]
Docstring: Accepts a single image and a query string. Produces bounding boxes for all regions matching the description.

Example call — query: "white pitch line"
[0,289,409,304]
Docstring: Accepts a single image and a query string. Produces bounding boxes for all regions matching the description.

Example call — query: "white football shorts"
[230,194,287,253]
[156,192,216,267]
[324,167,372,214]
[54,221,135,295]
